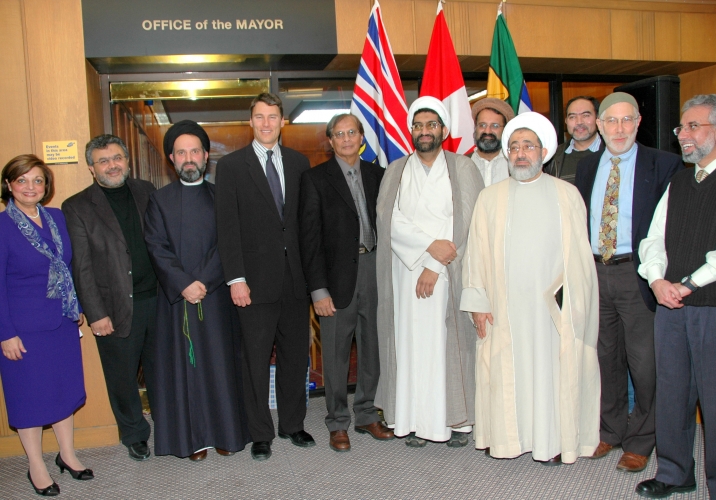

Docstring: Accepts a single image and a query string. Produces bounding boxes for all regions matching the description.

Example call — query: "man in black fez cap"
[144,120,251,460]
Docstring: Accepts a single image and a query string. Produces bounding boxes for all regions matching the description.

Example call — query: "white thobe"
[470,151,509,187]
[506,174,563,460]
[389,153,470,441]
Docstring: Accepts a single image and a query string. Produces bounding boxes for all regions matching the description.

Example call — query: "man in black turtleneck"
[62,134,157,462]
[143,121,250,462]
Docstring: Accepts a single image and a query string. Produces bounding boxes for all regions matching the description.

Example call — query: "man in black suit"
[575,92,683,473]
[62,135,157,461]
[215,93,313,461]
[299,114,393,453]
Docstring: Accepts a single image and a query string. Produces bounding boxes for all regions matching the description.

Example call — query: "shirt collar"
[335,155,360,175]
[698,157,716,176]
[565,134,602,154]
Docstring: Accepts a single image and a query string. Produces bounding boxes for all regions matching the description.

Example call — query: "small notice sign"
[43,140,79,164]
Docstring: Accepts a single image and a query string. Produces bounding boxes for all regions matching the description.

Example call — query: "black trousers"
[319,251,380,432]
[595,263,656,456]
[237,258,310,442]
[95,296,156,447]
[654,305,716,496]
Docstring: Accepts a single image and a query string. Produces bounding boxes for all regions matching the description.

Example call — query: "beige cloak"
[375,151,484,428]
[461,174,600,464]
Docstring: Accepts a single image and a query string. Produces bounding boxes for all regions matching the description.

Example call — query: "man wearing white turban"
[375,96,484,447]
[460,111,601,465]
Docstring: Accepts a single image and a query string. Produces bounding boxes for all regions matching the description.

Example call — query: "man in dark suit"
[62,134,157,461]
[575,92,683,473]
[215,93,313,461]
[299,114,392,453]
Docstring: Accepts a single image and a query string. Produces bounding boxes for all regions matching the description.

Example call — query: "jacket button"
[353,259,357,263]
[126,249,130,254]
[283,228,286,231]
[129,294,133,298]
[354,237,358,241]
[128,271,132,275]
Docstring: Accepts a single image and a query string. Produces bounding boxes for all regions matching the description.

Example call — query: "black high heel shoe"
[55,454,94,480]
[27,470,60,496]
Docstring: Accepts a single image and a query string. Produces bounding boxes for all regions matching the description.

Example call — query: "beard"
[682,136,715,164]
[176,160,206,183]
[412,133,442,153]
[569,124,597,143]
[508,156,543,181]
[95,167,129,188]
[476,133,501,153]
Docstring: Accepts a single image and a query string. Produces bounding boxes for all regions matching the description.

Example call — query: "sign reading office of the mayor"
[82,0,337,57]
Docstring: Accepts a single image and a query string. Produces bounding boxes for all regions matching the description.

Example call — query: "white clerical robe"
[390,153,470,441]
[461,174,600,464]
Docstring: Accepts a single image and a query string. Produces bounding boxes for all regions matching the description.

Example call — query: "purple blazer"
[0,207,77,341]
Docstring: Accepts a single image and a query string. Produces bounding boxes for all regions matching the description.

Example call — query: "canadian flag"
[420,1,475,155]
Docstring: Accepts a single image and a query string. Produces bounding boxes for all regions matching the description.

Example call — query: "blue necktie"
[265,150,284,221]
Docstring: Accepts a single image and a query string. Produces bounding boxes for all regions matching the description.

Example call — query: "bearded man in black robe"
[144,120,250,460]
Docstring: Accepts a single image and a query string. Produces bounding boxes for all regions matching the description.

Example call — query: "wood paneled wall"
[335,0,716,64]
[680,65,716,104]
[0,0,118,457]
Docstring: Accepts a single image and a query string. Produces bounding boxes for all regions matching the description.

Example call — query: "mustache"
[479,133,497,141]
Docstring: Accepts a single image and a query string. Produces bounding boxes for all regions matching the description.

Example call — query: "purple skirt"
[0,317,86,428]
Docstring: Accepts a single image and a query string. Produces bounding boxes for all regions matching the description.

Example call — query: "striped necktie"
[598,157,621,261]
[696,169,709,183]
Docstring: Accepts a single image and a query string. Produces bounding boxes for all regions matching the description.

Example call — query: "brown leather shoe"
[590,441,614,459]
[617,451,648,472]
[215,448,235,457]
[189,449,207,461]
[329,430,351,452]
[355,421,395,440]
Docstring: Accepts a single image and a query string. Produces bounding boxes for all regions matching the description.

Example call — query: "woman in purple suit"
[0,155,93,496]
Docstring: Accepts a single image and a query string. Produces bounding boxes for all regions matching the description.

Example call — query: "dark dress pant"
[595,262,656,456]
[95,296,156,447]
[654,305,716,496]
[319,251,380,432]
[237,258,310,442]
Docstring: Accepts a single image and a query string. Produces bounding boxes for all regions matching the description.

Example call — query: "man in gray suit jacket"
[62,135,157,462]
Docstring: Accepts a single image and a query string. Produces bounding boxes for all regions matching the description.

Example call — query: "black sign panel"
[82,0,337,58]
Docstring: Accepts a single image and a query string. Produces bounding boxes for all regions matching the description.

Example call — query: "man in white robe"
[460,112,600,465]
[375,97,483,447]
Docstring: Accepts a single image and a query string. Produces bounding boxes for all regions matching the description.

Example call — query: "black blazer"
[215,144,310,303]
[575,142,683,311]
[62,178,156,337]
[299,157,384,309]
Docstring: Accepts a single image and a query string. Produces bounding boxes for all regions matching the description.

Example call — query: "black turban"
[163,120,210,160]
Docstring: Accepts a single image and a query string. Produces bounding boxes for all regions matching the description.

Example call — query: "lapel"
[89,182,127,248]
[281,146,298,222]
[247,147,283,222]
[631,143,654,245]
[326,157,358,215]
[127,178,150,231]
[361,161,379,227]
[582,154,601,238]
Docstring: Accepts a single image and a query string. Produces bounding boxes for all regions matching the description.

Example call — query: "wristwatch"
[681,275,699,292]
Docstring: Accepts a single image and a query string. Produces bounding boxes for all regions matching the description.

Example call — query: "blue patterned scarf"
[6,199,80,321]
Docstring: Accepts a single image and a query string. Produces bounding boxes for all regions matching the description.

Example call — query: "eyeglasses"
[508,144,539,154]
[601,116,637,128]
[411,121,441,132]
[476,122,503,131]
[332,129,360,139]
[673,123,715,136]
[95,154,126,167]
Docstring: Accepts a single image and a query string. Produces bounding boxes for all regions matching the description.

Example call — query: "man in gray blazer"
[62,135,157,462]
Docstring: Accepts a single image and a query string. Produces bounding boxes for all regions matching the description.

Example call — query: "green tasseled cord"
[182,300,203,368]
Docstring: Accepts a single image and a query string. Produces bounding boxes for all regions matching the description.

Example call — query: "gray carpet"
[0,395,709,499]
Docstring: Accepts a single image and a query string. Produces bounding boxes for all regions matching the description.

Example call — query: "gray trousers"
[320,251,380,432]
[654,305,716,495]
[595,262,656,456]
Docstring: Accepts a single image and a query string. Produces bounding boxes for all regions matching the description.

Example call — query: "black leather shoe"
[55,454,94,480]
[127,441,151,461]
[251,441,272,461]
[278,430,316,448]
[636,478,696,498]
[27,471,59,496]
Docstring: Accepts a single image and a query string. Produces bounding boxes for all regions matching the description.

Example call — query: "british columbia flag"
[350,0,413,167]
